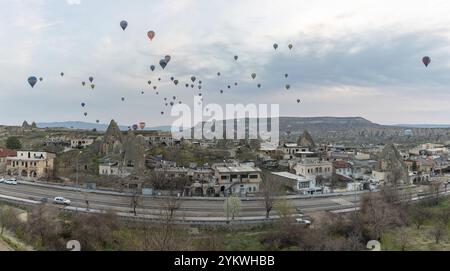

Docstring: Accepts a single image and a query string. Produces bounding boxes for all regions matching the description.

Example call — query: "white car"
[53,197,71,206]
[0,178,5,183]
[4,179,18,185]
[296,218,312,226]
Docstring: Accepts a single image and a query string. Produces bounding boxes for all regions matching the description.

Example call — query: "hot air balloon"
[165,103,168,106]
[191,76,196,83]
[220,90,224,94]
[84,112,88,117]
[285,84,291,90]
[156,92,159,95]
[170,77,174,81]
[96,120,100,123]
[185,84,189,88]
[234,55,239,61]
[150,65,155,71]
[198,85,202,90]
[82,81,86,86]
[60,72,64,77]
[120,20,128,31]
[191,84,194,88]
[217,72,221,76]
[158,78,161,81]
[91,84,95,90]
[251,73,256,79]
[147,31,155,41]
[228,85,231,89]
[148,80,151,85]
[273,43,278,50]
[132,124,138,131]
[288,44,293,50]
[39,77,43,82]
[161,112,164,115]
[174,80,179,86]
[81,102,86,107]
[173,96,176,100]
[285,74,289,78]
[257,84,261,88]
[121,97,125,102]
[170,102,174,106]
[179,101,182,104]
[423,56,431,67]
[234,82,238,86]
[153,86,157,90]
[199,80,202,85]
[139,122,146,130]
[141,91,145,95]
[297,99,301,103]
[159,59,167,69]
[89,77,94,83]
[28,76,38,88]
[165,55,171,63]
[199,93,202,97]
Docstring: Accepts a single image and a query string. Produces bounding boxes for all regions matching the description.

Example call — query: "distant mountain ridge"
[37,121,172,132]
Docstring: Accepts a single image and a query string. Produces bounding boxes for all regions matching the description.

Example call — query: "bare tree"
[397,228,411,251]
[224,196,242,221]
[0,206,16,235]
[260,173,281,219]
[130,190,142,216]
[429,223,446,244]
[409,205,431,230]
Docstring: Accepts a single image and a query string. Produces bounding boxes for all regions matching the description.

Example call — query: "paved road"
[0,182,363,218]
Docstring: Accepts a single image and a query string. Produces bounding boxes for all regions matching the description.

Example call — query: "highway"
[0,181,363,220]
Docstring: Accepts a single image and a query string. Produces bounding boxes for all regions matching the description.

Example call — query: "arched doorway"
[21,170,28,177]
[206,187,215,197]
[194,187,203,197]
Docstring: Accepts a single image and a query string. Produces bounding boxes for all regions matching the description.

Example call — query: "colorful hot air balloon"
[165,55,171,63]
[273,43,278,50]
[147,31,155,41]
[150,65,155,71]
[174,80,179,86]
[423,56,431,67]
[28,76,38,88]
[251,73,256,79]
[139,122,146,130]
[132,124,138,131]
[120,20,128,31]
[89,77,94,83]
[159,59,167,69]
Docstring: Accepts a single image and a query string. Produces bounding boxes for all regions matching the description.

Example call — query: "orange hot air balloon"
[139,122,146,130]
[147,31,155,41]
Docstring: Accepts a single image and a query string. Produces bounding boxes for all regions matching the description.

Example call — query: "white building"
[71,138,95,149]
[270,171,318,194]
[293,159,333,178]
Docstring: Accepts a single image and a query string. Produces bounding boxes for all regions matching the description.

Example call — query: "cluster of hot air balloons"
[26,18,436,126]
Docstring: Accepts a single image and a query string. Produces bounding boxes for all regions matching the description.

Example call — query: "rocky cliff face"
[297,130,315,148]
[99,120,146,175]
[377,144,409,185]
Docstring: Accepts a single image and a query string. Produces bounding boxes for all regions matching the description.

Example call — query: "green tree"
[6,136,22,150]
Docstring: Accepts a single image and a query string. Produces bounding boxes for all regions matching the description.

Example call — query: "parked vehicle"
[40,197,48,204]
[296,218,312,227]
[53,197,71,206]
[0,178,5,183]
[4,179,18,185]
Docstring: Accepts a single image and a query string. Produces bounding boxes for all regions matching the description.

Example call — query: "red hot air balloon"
[147,31,155,41]
[422,56,431,67]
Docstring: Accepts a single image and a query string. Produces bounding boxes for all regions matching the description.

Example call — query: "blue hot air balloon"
[120,20,128,31]
[28,76,38,88]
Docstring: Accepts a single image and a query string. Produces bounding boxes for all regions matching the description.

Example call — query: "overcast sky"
[1,0,450,127]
